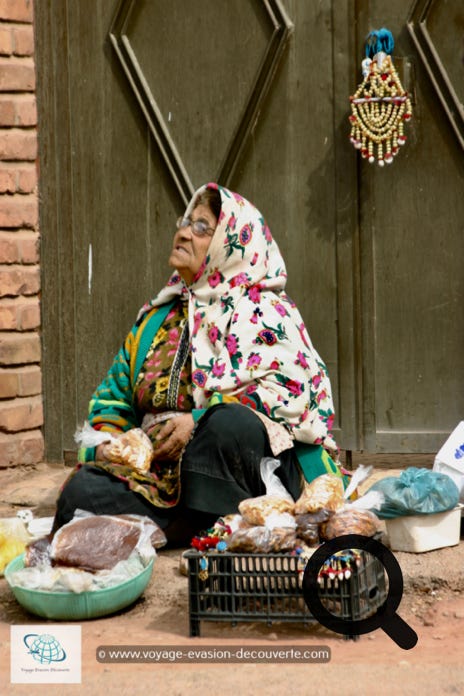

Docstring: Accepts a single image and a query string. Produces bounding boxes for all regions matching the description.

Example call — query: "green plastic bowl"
[5,553,154,620]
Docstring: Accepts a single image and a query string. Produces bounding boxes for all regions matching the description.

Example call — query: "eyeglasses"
[176,216,215,237]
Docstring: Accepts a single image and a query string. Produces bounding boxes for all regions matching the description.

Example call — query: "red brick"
[0,297,15,327]
[0,193,38,227]
[0,296,40,329]
[0,1,33,24]
[0,366,17,396]
[0,230,17,260]
[0,264,40,296]
[0,166,15,192]
[18,296,40,328]
[0,429,44,467]
[17,364,41,395]
[0,163,37,192]
[0,364,41,396]
[18,231,39,261]
[0,57,35,91]
[0,95,37,127]
[15,95,36,126]
[0,129,37,160]
[17,163,36,191]
[0,96,15,124]
[0,26,12,55]
[0,230,39,262]
[0,394,43,431]
[0,331,40,364]
[13,25,33,56]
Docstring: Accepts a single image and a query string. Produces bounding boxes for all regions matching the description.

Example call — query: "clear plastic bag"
[319,508,381,540]
[0,517,31,575]
[74,422,154,474]
[294,473,345,514]
[295,510,333,546]
[226,526,297,553]
[49,510,163,570]
[367,467,460,519]
[238,458,295,525]
[11,511,163,593]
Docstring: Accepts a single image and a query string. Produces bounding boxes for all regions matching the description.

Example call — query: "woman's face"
[169,203,217,285]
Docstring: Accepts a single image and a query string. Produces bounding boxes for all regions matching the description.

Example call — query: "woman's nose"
[177,225,193,240]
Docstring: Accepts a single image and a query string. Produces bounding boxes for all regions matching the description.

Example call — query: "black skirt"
[53,403,303,546]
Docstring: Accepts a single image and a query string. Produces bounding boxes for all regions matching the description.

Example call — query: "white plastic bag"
[74,421,117,448]
[238,458,295,526]
[260,457,294,502]
[433,422,464,502]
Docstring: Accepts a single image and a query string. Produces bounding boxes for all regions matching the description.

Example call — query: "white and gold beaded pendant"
[349,34,413,166]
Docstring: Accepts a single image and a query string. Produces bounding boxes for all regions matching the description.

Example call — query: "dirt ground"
[1,463,464,695]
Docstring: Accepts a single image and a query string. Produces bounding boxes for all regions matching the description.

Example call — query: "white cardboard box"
[386,505,462,553]
[433,421,464,503]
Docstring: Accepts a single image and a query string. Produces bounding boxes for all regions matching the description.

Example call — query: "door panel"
[36,0,463,460]
[356,0,464,452]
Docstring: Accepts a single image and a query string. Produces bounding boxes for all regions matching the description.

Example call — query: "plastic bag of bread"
[221,514,251,533]
[294,510,333,546]
[74,422,154,474]
[239,496,294,526]
[226,527,272,553]
[294,474,344,514]
[319,508,380,540]
[238,458,295,525]
[226,526,297,553]
[105,429,154,474]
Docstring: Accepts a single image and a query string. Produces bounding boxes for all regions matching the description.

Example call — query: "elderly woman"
[53,183,343,544]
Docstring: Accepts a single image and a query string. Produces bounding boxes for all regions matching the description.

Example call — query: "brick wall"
[0,0,43,467]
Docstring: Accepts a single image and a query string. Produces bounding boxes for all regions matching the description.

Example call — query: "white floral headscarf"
[139,183,337,454]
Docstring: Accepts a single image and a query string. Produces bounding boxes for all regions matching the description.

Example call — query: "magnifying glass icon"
[302,533,418,650]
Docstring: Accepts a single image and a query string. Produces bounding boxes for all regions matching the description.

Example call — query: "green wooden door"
[36,0,464,461]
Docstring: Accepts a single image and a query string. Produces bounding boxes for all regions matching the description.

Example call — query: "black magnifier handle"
[381,613,418,650]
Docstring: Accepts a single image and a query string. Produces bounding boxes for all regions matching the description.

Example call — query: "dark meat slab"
[51,515,141,571]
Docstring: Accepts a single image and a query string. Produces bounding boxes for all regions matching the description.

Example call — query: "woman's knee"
[197,403,266,443]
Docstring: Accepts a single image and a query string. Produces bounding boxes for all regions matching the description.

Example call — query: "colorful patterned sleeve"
[77,325,139,462]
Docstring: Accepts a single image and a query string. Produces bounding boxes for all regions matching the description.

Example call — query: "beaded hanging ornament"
[349,28,412,166]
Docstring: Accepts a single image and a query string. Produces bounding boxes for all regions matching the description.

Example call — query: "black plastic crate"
[185,550,387,637]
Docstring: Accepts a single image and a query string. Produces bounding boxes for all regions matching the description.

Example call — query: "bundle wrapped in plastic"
[0,517,31,575]
[8,552,148,593]
[294,474,345,514]
[366,467,460,518]
[295,509,333,546]
[226,526,297,553]
[75,422,154,474]
[239,497,295,526]
[293,465,384,540]
[10,511,165,593]
[319,508,381,540]
[238,458,295,525]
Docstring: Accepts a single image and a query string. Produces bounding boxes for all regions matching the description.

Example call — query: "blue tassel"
[365,28,394,59]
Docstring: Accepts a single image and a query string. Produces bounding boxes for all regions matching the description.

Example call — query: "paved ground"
[1,462,463,695]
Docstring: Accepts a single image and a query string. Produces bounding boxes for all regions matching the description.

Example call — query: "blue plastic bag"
[367,467,459,519]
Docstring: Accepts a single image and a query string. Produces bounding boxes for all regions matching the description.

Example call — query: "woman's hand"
[95,442,113,461]
[151,414,195,462]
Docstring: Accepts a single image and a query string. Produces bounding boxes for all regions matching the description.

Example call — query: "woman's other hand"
[151,414,195,462]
